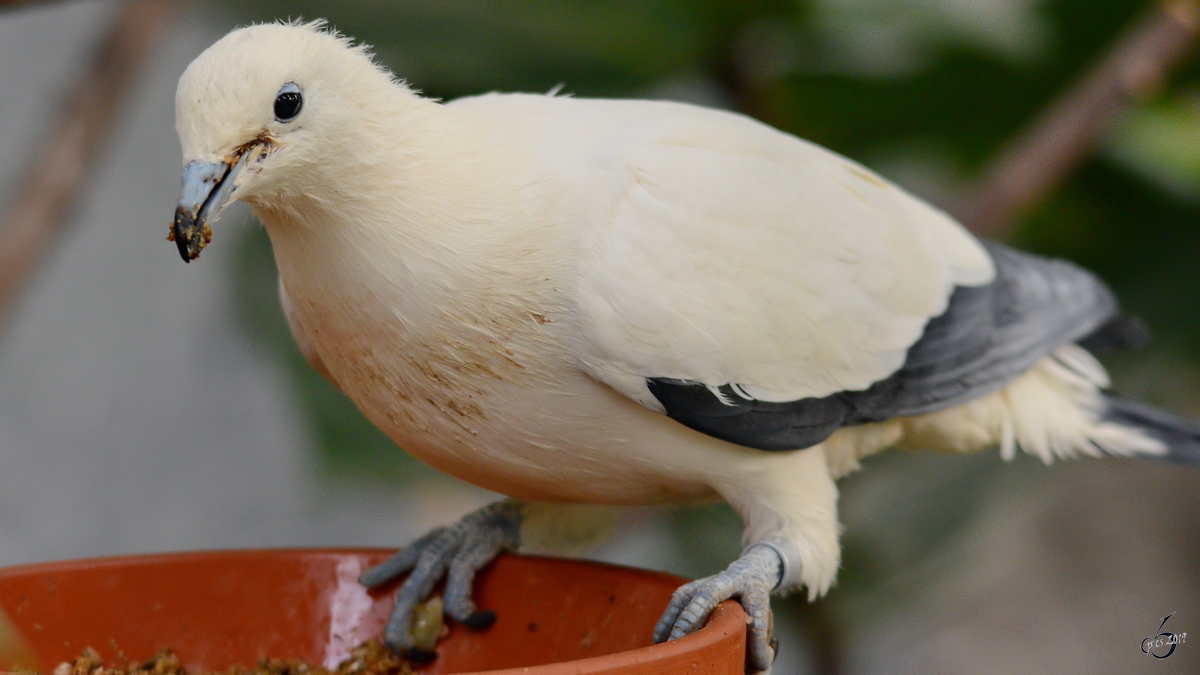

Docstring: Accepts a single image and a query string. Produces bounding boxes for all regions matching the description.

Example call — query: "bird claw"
[359,499,523,657]
[652,543,784,674]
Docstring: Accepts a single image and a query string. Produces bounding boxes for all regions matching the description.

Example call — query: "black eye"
[274,83,303,121]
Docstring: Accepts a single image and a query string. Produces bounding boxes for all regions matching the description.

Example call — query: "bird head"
[171,21,409,262]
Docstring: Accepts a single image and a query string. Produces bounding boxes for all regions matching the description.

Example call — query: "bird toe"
[369,500,524,656]
[654,543,783,672]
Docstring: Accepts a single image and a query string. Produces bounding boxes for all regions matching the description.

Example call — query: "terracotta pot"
[0,549,745,675]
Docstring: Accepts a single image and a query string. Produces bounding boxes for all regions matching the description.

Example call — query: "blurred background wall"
[0,0,1197,673]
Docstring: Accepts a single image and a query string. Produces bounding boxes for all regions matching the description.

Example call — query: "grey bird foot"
[359,499,523,659]
[653,541,785,674]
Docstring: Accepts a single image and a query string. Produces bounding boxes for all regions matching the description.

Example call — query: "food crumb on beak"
[166,223,212,256]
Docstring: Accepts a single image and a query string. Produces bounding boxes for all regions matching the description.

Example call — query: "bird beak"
[171,150,254,262]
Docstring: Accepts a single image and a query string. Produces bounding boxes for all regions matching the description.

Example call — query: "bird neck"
[251,99,558,335]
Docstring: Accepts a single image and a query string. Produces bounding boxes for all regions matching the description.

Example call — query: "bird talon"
[462,610,497,629]
[403,647,438,664]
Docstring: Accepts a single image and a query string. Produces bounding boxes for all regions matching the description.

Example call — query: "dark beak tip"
[178,239,196,263]
[175,154,245,264]
[171,224,192,263]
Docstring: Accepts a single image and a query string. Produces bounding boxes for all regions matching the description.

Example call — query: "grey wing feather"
[843,241,1118,421]
[648,242,1122,449]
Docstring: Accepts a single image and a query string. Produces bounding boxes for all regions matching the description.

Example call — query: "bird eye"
[274,83,303,122]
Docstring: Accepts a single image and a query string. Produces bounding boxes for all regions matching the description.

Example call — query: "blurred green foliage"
[218,0,1200,667]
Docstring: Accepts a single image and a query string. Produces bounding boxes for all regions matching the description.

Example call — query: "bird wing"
[642,241,1121,450]
[565,101,1113,449]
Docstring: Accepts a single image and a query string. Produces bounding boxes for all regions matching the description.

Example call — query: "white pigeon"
[171,21,1198,672]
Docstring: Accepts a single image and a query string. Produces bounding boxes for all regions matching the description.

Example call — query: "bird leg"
[359,498,523,660]
[656,445,839,674]
[653,539,790,674]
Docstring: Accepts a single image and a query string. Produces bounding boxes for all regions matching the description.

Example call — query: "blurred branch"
[954,0,1200,240]
[0,0,176,332]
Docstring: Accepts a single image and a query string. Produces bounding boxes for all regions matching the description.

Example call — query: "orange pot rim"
[0,548,748,675]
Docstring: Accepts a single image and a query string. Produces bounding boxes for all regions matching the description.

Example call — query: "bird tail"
[1104,396,1200,465]
[1078,314,1151,353]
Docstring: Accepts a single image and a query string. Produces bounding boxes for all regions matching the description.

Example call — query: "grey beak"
[172,153,250,262]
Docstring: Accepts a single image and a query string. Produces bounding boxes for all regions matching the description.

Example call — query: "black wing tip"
[646,378,845,451]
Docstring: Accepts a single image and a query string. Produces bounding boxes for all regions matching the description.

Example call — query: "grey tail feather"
[1104,396,1200,465]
